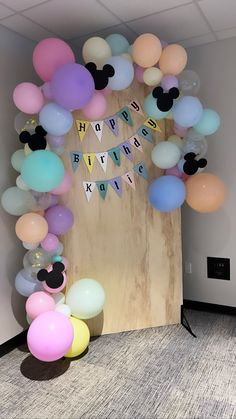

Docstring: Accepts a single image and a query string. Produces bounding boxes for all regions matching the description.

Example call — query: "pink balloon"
[134,65,145,83]
[82,92,107,120]
[41,82,53,100]
[61,257,69,270]
[51,171,72,195]
[42,264,67,294]
[33,38,75,82]
[174,123,188,138]
[13,83,44,114]
[41,233,59,252]
[25,291,55,320]
[27,311,74,361]
[100,87,112,97]
[165,165,189,182]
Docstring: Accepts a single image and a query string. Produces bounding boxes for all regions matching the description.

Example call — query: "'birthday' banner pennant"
[137,125,153,143]
[119,141,133,161]
[91,121,104,142]
[76,120,90,141]
[129,134,143,152]
[108,146,121,167]
[144,118,162,132]
[83,153,96,173]
[96,152,108,173]
[70,151,83,172]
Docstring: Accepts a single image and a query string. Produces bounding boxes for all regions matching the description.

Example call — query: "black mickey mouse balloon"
[37,262,66,293]
[152,86,180,112]
[183,152,207,175]
[85,62,115,90]
[19,125,47,151]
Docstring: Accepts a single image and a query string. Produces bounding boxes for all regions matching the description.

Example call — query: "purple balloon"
[47,134,65,148]
[41,82,53,100]
[161,75,179,91]
[51,63,95,110]
[45,204,74,235]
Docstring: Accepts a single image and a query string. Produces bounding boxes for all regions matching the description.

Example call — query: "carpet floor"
[1,309,236,419]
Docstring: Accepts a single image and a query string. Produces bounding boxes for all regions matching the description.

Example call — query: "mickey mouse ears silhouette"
[85,62,115,90]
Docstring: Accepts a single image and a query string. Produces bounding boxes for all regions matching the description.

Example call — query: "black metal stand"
[181,305,197,338]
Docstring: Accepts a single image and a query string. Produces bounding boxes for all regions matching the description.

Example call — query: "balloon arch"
[1,33,226,362]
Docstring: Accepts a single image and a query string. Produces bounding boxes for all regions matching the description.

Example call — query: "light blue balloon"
[106,56,134,90]
[193,108,220,136]
[39,102,73,136]
[144,93,169,120]
[15,269,43,297]
[173,96,203,128]
[105,34,130,55]
[148,175,186,212]
[21,150,65,192]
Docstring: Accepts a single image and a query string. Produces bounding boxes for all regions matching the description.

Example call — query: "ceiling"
[0,0,236,49]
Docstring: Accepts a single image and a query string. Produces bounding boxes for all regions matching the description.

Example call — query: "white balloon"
[16,175,30,191]
[151,141,181,169]
[55,303,71,317]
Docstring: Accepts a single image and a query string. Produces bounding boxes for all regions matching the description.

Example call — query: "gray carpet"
[1,309,236,419]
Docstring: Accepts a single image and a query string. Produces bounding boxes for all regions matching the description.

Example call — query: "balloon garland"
[1,33,226,362]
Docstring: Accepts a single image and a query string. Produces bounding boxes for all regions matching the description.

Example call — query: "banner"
[91,121,104,142]
[82,162,148,202]
[76,120,90,141]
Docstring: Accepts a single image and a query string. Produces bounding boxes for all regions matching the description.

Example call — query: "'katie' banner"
[82,161,149,202]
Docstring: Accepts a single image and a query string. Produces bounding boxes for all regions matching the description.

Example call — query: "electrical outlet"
[185,261,192,274]
[207,257,230,281]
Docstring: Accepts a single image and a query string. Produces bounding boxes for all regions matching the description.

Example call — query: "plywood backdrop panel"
[61,81,182,336]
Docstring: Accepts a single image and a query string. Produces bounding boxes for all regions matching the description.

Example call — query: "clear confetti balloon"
[14,112,38,134]
[178,70,200,96]
[23,248,51,273]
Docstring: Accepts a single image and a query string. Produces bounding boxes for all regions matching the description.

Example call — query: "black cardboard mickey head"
[152,86,179,112]
[19,125,47,151]
[37,262,65,289]
[85,62,115,90]
[183,152,207,175]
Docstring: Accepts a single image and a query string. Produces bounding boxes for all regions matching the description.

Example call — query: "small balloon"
[178,70,200,95]
[40,233,59,252]
[23,247,51,272]
[134,65,145,83]
[15,212,48,243]
[82,37,111,68]
[161,75,179,91]
[82,92,107,120]
[143,67,163,86]
[193,108,220,136]
[151,141,181,169]
[65,317,90,358]
[132,33,162,68]
[11,149,25,172]
[105,34,129,55]
[55,304,71,318]
[44,204,74,235]
[173,96,203,128]
[159,44,187,75]
[51,171,72,195]
[39,103,73,136]
[15,269,44,297]
[13,82,44,114]
[26,291,55,320]
[14,113,38,134]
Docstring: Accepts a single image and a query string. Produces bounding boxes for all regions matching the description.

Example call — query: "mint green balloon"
[11,149,25,172]
[105,34,129,55]
[144,93,169,120]
[193,108,220,136]
[1,186,35,215]
[66,279,105,319]
[21,150,64,192]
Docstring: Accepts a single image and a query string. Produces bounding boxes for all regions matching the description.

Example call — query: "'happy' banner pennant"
[105,115,119,136]
[117,107,133,127]
[91,121,104,142]
[76,120,90,141]
[128,99,144,116]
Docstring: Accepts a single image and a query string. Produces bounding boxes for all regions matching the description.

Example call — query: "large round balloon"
[26,291,55,320]
[159,44,187,75]
[148,175,186,212]
[44,204,74,235]
[33,38,75,82]
[82,37,111,68]
[65,317,90,358]
[51,63,95,110]
[172,96,203,128]
[1,187,35,216]
[105,33,129,55]
[193,109,221,136]
[185,173,226,213]
[15,213,48,243]
[15,269,44,297]
[39,103,73,136]
[27,311,74,362]
[178,70,200,95]
[66,279,105,319]
[151,141,181,169]
[21,150,64,192]
[23,247,51,273]
[106,56,134,90]
[132,33,162,68]
[13,83,44,114]
[144,93,169,120]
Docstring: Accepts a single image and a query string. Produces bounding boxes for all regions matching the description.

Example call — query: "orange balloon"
[159,44,187,75]
[185,173,226,213]
[132,33,162,68]
[15,212,48,243]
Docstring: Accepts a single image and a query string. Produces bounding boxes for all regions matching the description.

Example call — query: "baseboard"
[0,330,27,358]
[183,299,236,315]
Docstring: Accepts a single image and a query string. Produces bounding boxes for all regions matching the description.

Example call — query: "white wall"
[0,25,37,344]
[183,37,236,306]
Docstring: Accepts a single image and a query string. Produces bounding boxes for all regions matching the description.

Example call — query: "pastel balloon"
[30,191,59,211]
[148,175,186,212]
[33,38,75,81]
[185,173,226,213]
[16,175,30,191]
[105,34,129,55]
[40,233,59,252]
[167,135,183,150]
[65,317,90,358]
[11,149,25,172]
[47,134,65,148]
[159,44,187,75]
[106,56,134,90]
[51,171,72,195]
[23,247,51,272]
[14,113,38,134]
[15,213,48,243]
[144,93,169,120]
[52,292,65,306]
[26,291,55,320]
[132,33,162,68]
[66,278,105,319]
[121,53,133,63]
[165,165,189,182]
[15,269,44,297]
[174,123,188,138]
[39,102,73,136]
[41,82,53,100]
[100,86,112,97]
[1,187,35,216]
[13,83,44,114]
[21,150,65,192]
[51,63,95,110]
[82,37,111,68]
[82,92,107,120]
[143,67,163,86]
[173,96,203,128]
[193,109,220,136]
[55,304,71,318]
[151,141,181,169]
[182,136,208,158]
[178,70,200,95]
[45,204,74,235]
[161,75,179,91]
[27,311,74,362]
[134,65,144,83]
[22,241,39,250]
[42,264,67,294]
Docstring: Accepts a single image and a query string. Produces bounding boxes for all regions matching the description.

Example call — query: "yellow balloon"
[143,67,163,86]
[82,37,111,69]
[65,317,90,358]
[121,53,133,63]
